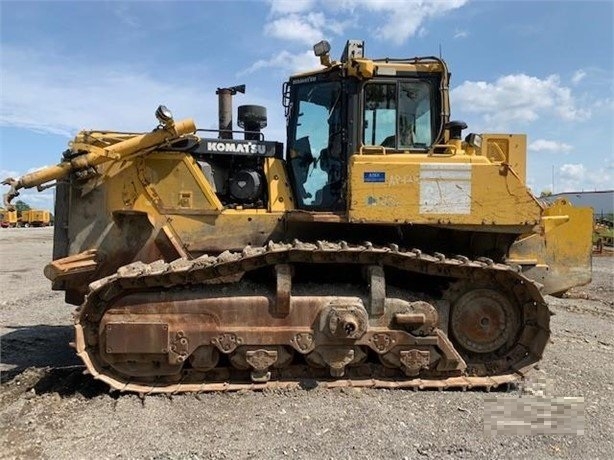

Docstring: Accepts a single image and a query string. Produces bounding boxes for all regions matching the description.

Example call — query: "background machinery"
[593,217,614,252]
[2,40,593,392]
[0,208,17,228]
[19,209,52,227]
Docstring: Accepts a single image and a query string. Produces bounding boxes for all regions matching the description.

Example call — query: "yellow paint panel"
[265,158,294,212]
[139,153,222,212]
[482,134,527,182]
[349,154,541,226]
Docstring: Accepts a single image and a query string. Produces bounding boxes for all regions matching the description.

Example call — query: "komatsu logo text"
[207,142,266,154]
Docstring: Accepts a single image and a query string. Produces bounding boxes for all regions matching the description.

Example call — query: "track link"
[74,241,550,393]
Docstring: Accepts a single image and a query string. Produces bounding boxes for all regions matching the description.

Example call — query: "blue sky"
[1,0,612,211]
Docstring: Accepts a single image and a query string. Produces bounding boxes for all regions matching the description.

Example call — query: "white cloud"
[528,139,573,153]
[13,189,54,211]
[0,167,54,211]
[264,12,330,45]
[560,163,585,180]
[451,74,590,129]
[263,11,349,45]
[264,0,467,47]
[558,163,612,192]
[571,69,586,85]
[1,45,215,137]
[593,97,614,111]
[0,168,54,210]
[339,0,468,44]
[268,0,316,15]
[239,50,321,76]
[453,29,468,39]
[0,169,20,180]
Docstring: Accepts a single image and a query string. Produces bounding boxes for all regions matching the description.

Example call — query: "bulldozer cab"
[284,40,447,212]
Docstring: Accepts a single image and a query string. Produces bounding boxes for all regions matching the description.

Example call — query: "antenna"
[439,43,442,58]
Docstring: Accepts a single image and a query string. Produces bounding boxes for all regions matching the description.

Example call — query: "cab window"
[287,80,343,209]
[363,80,435,150]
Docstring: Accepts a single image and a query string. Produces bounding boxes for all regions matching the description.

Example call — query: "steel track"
[74,240,551,393]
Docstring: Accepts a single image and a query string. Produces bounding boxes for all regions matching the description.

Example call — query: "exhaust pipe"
[216,85,245,139]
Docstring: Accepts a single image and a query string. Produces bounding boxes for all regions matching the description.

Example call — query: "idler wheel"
[450,288,519,354]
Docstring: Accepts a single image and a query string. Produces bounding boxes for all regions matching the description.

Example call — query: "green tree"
[14,200,31,217]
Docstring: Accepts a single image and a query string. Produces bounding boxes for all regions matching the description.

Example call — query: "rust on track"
[74,241,550,393]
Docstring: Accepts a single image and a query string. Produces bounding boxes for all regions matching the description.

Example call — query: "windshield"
[287,80,343,209]
[363,80,435,150]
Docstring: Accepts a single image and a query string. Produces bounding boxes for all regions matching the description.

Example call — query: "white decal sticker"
[419,164,472,214]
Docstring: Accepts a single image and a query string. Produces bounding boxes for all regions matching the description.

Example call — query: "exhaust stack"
[216,84,245,139]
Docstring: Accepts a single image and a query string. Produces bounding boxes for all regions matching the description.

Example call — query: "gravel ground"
[1,227,613,459]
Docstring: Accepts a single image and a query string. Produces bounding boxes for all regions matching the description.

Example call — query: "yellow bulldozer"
[2,40,592,393]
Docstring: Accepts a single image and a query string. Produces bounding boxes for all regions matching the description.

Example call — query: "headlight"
[313,40,331,57]
[155,105,174,124]
[466,133,482,150]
